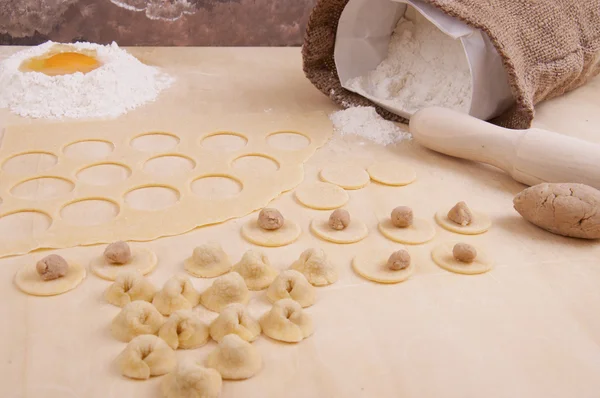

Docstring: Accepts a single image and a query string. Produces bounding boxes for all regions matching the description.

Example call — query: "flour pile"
[0,41,174,119]
[329,106,411,146]
[347,9,472,115]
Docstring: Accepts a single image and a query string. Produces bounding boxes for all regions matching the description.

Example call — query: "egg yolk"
[22,51,101,76]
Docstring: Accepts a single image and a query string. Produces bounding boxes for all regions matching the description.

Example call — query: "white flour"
[347,9,472,115]
[329,106,411,146]
[0,41,174,119]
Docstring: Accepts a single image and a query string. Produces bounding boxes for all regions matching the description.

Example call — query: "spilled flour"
[329,106,411,146]
[347,8,472,115]
[0,41,174,119]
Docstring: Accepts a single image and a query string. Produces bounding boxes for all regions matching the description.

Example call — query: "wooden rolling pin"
[409,107,600,189]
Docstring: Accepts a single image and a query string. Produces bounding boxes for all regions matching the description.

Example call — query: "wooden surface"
[1,46,600,398]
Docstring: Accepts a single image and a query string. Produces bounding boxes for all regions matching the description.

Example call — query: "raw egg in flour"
[20,45,101,76]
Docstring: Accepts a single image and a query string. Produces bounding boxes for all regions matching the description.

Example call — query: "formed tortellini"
[111,300,165,342]
[184,242,232,278]
[290,248,338,286]
[266,270,315,308]
[206,334,262,380]
[153,275,201,316]
[117,334,176,380]
[260,299,314,343]
[209,303,261,343]
[161,362,222,398]
[232,250,278,291]
[200,272,250,313]
[158,310,210,350]
[104,270,157,307]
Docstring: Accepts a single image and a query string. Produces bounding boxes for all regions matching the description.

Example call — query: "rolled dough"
[352,250,415,284]
[367,161,417,186]
[310,216,368,244]
[435,209,491,235]
[14,260,86,296]
[241,219,301,247]
[294,181,349,210]
[431,242,493,275]
[378,218,436,245]
[89,248,157,281]
[320,164,370,190]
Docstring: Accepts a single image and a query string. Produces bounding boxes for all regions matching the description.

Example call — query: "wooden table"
[1,46,599,398]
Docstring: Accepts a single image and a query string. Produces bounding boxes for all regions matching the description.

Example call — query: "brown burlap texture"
[302,0,600,129]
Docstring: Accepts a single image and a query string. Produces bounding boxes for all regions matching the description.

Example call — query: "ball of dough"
[104,270,157,307]
[447,201,473,226]
[209,303,261,343]
[117,334,176,380]
[290,248,338,286]
[257,208,284,231]
[200,272,250,313]
[453,243,477,263]
[104,241,132,265]
[36,254,68,281]
[206,334,262,380]
[260,299,314,343]
[391,206,413,228]
[266,270,315,307]
[232,250,278,291]
[387,250,411,271]
[161,362,222,398]
[111,300,165,342]
[158,310,209,350]
[153,275,201,316]
[184,242,231,278]
[328,209,350,230]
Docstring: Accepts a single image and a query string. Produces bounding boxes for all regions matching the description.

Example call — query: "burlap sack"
[302,0,600,129]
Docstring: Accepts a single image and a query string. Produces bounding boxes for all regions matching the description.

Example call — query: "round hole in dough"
[76,162,131,186]
[319,164,370,190]
[201,132,248,152]
[266,131,311,151]
[232,154,280,173]
[0,211,51,242]
[11,176,75,200]
[125,185,180,211]
[14,260,86,296]
[2,151,58,174]
[294,181,349,210]
[130,132,180,152]
[431,242,493,275]
[310,216,368,244]
[367,161,417,186]
[89,247,157,281]
[378,218,436,245]
[191,175,243,200]
[435,208,491,235]
[241,218,301,247]
[143,154,195,178]
[352,250,415,284]
[60,198,119,226]
[63,139,114,160]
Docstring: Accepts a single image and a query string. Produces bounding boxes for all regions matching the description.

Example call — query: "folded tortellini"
[162,362,222,398]
[184,242,232,278]
[266,270,315,307]
[260,299,314,343]
[290,248,338,286]
[152,275,201,316]
[209,303,261,343]
[111,300,165,342]
[117,334,176,380]
[104,270,157,307]
[232,249,278,291]
[158,310,210,350]
[200,272,250,313]
[206,334,262,380]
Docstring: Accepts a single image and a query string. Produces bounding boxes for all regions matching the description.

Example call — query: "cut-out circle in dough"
[295,181,349,210]
[435,208,491,235]
[125,185,180,211]
[378,218,436,245]
[0,211,52,241]
[352,250,415,284]
[143,154,196,177]
[310,216,368,244]
[2,151,58,174]
[431,242,493,275]
[89,248,158,281]
[233,154,280,172]
[131,132,180,152]
[241,218,301,247]
[201,132,248,152]
[15,260,86,296]
[63,139,114,160]
[60,199,119,226]
[320,164,370,190]
[11,177,75,200]
[191,175,243,200]
[76,163,131,186]
[267,131,310,151]
[367,161,417,186]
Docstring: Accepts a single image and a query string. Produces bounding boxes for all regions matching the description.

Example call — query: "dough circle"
[352,250,415,284]
[378,218,436,245]
[89,248,158,281]
[15,261,86,296]
[310,216,368,244]
[241,219,301,247]
[367,161,416,186]
[435,209,491,235]
[295,181,349,210]
[431,242,493,275]
[320,164,370,190]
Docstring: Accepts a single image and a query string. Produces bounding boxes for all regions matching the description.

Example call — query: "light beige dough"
[352,250,415,284]
[184,242,232,278]
[152,275,201,316]
[431,242,493,275]
[161,362,222,398]
[111,300,165,342]
[294,181,349,210]
[89,247,157,281]
[14,259,85,297]
[266,270,315,308]
[209,303,261,343]
[319,164,370,190]
[158,310,209,350]
[206,334,262,380]
[104,270,157,307]
[117,334,176,380]
[367,161,417,186]
[378,218,436,245]
[200,272,250,313]
[241,218,301,247]
[310,216,368,244]
[435,208,491,235]
[290,248,338,286]
[260,298,314,343]
[232,250,278,290]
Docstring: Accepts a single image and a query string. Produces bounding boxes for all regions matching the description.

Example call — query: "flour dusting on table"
[0,41,174,119]
[329,106,411,146]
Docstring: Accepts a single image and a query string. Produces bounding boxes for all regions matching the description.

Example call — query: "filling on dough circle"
[431,241,493,275]
[89,246,157,281]
[352,249,415,284]
[320,164,370,190]
[367,161,417,186]
[310,215,368,244]
[294,181,349,210]
[435,202,491,235]
[241,218,301,247]
[14,258,86,296]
